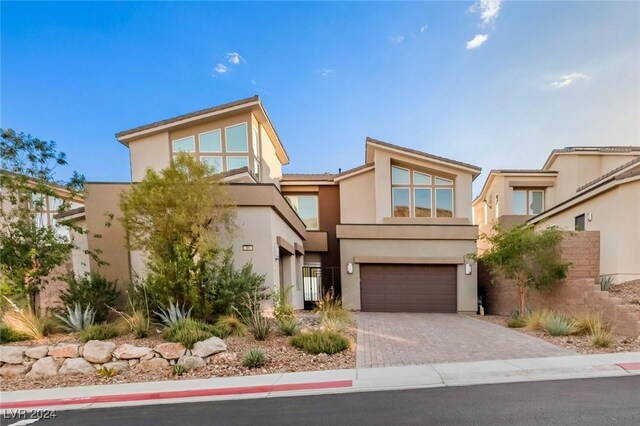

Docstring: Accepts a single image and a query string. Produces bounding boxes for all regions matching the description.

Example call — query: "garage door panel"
[360,264,457,313]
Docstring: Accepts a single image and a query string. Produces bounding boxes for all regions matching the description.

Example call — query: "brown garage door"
[360,264,457,313]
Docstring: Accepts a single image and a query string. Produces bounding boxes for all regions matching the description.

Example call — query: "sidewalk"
[2,352,639,412]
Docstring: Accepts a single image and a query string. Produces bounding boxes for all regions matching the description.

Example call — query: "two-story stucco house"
[473,146,640,284]
[71,96,482,313]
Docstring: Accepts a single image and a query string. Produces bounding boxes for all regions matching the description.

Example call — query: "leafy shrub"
[314,292,350,321]
[290,331,351,355]
[507,317,526,328]
[206,248,267,318]
[215,314,247,337]
[572,312,607,335]
[321,317,345,333]
[523,309,552,331]
[591,329,614,348]
[242,348,266,369]
[55,303,96,332]
[97,366,116,378]
[0,324,30,342]
[172,363,187,376]
[155,301,192,327]
[541,314,577,336]
[1,296,46,339]
[272,286,294,322]
[162,318,215,349]
[277,317,299,336]
[599,274,614,291]
[60,273,120,323]
[79,323,120,343]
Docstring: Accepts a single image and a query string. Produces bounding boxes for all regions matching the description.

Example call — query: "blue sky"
[2,1,639,195]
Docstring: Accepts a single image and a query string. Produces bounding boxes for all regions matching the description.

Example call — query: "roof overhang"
[472,170,558,205]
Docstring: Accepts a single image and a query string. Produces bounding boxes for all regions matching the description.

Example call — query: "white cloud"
[420,25,428,33]
[316,68,335,78]
[550,72,591,88]
[466,34,489,49]
[389,34,405,44]
[226,52,243,65]
[214,63,228,74]
[250,79,257,85]
[470,0,502,26]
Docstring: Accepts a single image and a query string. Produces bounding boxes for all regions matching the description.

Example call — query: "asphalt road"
[10,376,640,426]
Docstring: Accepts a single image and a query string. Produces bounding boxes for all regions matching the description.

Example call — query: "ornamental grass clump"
[572,312,606,335]
[290,330,350,355]
[162,318,215,349]
[79,323,121,343]
[277,317,299,336]
[0,324,30,342]
[314,292,351,322]
[590,328,614,348]
[523,309,553,331]
[215,314,248,337]
[1,296,46,339]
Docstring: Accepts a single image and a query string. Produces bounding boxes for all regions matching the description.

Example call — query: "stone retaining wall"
[0,338,229,379]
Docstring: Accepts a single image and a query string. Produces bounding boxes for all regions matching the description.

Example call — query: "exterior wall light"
[346,263,354,274]
[242,245,254,251]
[587,213,592,221]
[464,263,472,275]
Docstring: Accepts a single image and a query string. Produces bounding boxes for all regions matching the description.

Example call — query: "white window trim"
[435,187,455,218]
[285,194,320,230]
[200,156,223,172]
[172,136,195,153]
[225,123,249,153]
[198,129,222,153]
[226,156,249,170]
[528,190,545,215]
[392,187,411,217]
[391,165,411,185]
[413,187,432,217]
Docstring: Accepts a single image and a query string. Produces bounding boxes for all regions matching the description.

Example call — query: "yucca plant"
[172,363,187,376]
[541,313,578,336]
[1,296,46,339]
[55,303,96,332]
[242,348,266,369]
[154,301,192,327]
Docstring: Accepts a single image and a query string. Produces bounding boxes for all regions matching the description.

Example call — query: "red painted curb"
[618,362,640,371]
[0,380,353,410]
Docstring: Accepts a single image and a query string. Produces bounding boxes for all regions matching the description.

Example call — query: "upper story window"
[171,122,252,175]
[284,194,319,230]
[391,165,454,218]
[513,189,544,215]
[252,126,261,179]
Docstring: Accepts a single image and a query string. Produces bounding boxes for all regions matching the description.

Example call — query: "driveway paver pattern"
[356,313,575,368]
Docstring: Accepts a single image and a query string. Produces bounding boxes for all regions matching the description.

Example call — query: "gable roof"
[472,169,559,205]
[365,137,481,178]
[114,95,289,164]
[576,157,640,193]
[281,173,337,182]
[542,146,640,170]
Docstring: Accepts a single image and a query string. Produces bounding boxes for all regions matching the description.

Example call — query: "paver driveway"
[356,313,575,368]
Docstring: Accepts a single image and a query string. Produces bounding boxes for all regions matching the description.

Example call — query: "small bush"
[277,317,299,336]
[155,301,192,327]
[162,319,215,349]
[272,286,294,322]
[321,317,345,333]
[80,323,120,343]
[507,317,526,328]
[541,314,577,336]
[242,348,266,369]
[55,303,96,332]
[599,274,614,291]
[0,324,30,342]
[236,294,271,341]
[215,314,248,337]
[314,293,350,322]
[591,329,614,348]
[523,309,552,331]
[290,330,351,355]
[172,364,187,376]
[60,273,120,323]
[1,296,46,339]
[110,292,151,338]
[97,366,116,378]
[572,312,607,335]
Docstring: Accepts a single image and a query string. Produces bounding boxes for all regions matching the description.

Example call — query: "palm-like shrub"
[55,303,96,332]
[155,301,192,327]
[290,330,351,355]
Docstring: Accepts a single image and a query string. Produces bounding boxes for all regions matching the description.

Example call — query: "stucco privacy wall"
[128,132,171,182]
[339,169,376,224]
[481,231,639,337]
[339,238,478,312]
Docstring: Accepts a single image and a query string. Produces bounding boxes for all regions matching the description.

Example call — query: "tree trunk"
[517,279,527,313]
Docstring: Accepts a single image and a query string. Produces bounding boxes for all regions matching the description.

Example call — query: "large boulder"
[137,357,170,372]
[177,355,206,371]
[0,346,27,364]
[113,344,153,360]
[49,343,80,358]
[25,346,49,359]
[191,337,227,358]
[26,357,59,378]
[154,343,186,360]
[83,340,116,364]
[0,364,27,377]
[59,358,96,375]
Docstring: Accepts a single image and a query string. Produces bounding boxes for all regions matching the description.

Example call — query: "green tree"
[120,153,235,318]
[0,128,88,314]
[474,224,570,313]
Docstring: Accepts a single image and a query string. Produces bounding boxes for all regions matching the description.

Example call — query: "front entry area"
[359,264,457,313]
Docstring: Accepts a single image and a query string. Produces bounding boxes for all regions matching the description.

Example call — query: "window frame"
[284,194,320,231]
[171,136,196,153]
[575,214,586,231]
[198,130,222,153]
[224,123,249,153]
[391,164,454,218]
[512,188,545,215]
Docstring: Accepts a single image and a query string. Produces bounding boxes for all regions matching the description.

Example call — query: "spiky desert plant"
[242,348,266,369]
[97,366,116,378]
[55,303,96,332]
[541,313,578,336]
[154,301,192,327]
[523,309,552,331]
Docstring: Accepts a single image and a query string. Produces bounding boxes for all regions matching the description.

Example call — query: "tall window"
[285,194,319,230]
[513,189,544,215]
[391,165,454,218]
[575,214,586,231]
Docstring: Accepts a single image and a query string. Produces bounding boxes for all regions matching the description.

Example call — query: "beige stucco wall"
[535,179,640,284]
[129,132,171,182]
[339,238,478,312]
[70,222,91,277]
[259,122,282,186]
[339,170,376,224]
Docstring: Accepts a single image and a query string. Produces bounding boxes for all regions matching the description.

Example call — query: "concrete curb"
[2,352,639,412]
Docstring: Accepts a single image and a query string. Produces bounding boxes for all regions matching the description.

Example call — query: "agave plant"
[55,303,96,332]
[154,301,192,326]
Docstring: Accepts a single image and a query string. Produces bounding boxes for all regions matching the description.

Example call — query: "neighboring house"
[73,96,482,313]
[473,146,640,284]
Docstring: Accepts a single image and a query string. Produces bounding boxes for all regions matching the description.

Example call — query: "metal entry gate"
[302,266,341,310]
